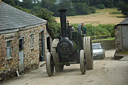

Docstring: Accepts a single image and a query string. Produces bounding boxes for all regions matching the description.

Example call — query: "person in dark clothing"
[69,24,75,32]
[81,23,86,34]
[78,23,86,35]
[83,26,86,34]
[67,20,75,39]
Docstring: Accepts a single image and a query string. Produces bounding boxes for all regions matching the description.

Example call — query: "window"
[6,41,12,58]
[92,44,102,50]
[30,34,34,49]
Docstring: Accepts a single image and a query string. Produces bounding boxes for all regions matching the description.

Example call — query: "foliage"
[117,0,128,16]
[73,3,96,15]
[97,4,105,9]
[3,0,19,6]
[92,37,115,42]
[19,0,33,9]
[59,1,77,16]
[15,6,32,14]
[37,8,60,38]
[38,0,96,16]
[72,24,115,38]
[3,0,125,16]
[37,8,54,22]
[72,0,118,8]
[2,0,119,38]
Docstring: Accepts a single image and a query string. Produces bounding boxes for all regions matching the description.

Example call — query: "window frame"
[6,40,12,59]
[30,33,34,50]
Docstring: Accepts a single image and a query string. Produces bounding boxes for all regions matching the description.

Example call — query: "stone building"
[0,1,53,80]
[114,18,128,59]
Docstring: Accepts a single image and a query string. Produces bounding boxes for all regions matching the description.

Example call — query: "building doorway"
[19,38,24,73]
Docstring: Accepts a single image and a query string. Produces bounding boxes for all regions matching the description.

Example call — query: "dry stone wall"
[93,40,115,50]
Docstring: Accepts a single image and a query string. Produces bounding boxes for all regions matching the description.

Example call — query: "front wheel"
[52,48,64,72]
[46,52,54,77]
[80,50,86,74]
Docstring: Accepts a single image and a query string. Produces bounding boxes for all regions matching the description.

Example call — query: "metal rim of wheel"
[52,48,64,72]
[46,52,54,77]
[52,39,64,72]
[80,50,86,74]
[84,37,93,70]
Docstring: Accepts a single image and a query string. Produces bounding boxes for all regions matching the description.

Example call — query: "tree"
[118,0,128,16]
[74,3,95,15]
[32,0,40,4]
[3,0,19,6]
[58,1,76,16]
[19,0,33,9]
[37,8,60,37]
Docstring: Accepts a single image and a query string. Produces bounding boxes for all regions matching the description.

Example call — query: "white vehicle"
[92,43,105,59]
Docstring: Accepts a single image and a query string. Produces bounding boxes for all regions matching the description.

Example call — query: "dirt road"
[1,50,128,85]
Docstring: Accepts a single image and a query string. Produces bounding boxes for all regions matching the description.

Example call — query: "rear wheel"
[46,52,54,77]
[80,50,86,74]
[84,37,93,70]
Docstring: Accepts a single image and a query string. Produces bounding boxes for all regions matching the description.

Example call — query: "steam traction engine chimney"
[59,9,67,37]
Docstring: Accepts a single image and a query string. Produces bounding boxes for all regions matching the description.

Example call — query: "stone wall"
[0,33,19,81]
[0,24,49,81]
[93,40,115,50]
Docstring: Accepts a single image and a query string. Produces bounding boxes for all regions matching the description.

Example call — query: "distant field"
[55,8,126,25]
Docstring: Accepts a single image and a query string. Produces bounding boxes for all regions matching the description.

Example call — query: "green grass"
[117,51,128,54]
[96,8,119,13]
[109,11,121,14]
[92,37,115,42]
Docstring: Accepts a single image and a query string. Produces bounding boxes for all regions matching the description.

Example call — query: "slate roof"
[114,17,128,29]
[0,2,47,31]
[118,17,128,25]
